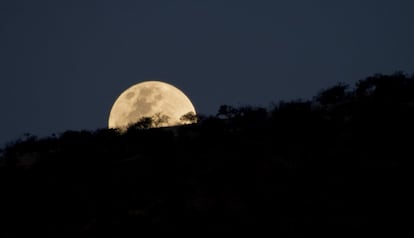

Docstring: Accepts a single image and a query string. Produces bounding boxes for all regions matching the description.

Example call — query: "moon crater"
[126,92,135,99]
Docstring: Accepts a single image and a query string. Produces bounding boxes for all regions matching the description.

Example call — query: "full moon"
[108,81,196,130]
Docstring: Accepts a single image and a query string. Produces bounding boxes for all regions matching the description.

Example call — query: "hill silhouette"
[0,72,412,236]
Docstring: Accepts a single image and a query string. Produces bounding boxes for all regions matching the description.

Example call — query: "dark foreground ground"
[0,73,412,236]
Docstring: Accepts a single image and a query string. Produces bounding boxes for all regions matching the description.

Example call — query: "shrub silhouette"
[180,111,198,124]
[0,72,412,235]
[315,82,349,105]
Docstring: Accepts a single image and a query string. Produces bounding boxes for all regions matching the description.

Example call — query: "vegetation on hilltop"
[0,72,413,236]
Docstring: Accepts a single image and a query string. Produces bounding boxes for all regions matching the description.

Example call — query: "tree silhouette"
[356,72,414,102]
[315,82,349,105]
[152,112,170,127]
[0,72,412,235]
[128,116,153,130]
[216,104,238,119]
[125,113,170,130]
[180,111,198,124]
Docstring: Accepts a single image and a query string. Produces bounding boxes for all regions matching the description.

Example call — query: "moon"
[108,81,196,130]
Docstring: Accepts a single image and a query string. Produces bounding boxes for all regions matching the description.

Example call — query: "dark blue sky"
[1,0,414,147]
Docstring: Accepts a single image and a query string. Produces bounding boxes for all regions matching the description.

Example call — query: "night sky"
[1,0,414,147]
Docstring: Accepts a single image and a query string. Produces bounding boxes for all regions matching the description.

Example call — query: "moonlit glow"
[108,81,196,130]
